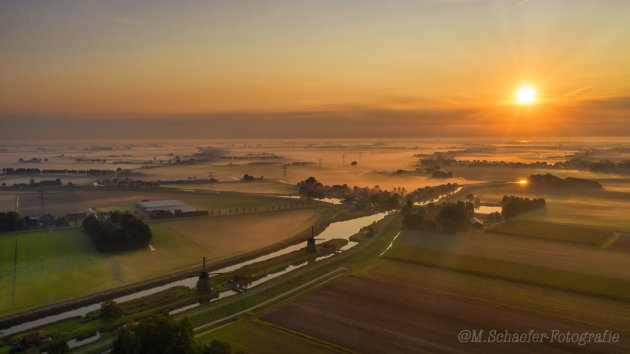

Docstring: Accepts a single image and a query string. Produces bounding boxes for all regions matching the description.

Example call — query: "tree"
[43,338,69,354]
[400,199,413,215]
[113,315,194,354]
[112,328,140,354]
[100,300,122,320]
[56,216,69,227]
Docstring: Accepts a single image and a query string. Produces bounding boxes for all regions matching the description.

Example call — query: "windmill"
[306,226,324,253]
[196,257,222,293]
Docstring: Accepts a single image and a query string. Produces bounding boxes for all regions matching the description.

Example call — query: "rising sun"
[515,85,537,104]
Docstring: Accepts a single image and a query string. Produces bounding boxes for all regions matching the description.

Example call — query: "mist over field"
[2,0,630,352]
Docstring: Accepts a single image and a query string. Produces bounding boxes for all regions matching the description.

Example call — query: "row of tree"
[297,177,401,210]
[528,173,602,190]
[0,211,69,232]
[501,195,546,219]
[82,212,152,252]
[402,200,475,233]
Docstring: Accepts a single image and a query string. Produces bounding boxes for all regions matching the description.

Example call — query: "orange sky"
[1,0,629,138]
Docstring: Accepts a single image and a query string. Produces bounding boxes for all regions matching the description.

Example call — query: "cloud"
[563,86,594,97]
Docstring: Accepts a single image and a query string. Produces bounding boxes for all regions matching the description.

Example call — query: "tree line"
[501,195,546,219]
[112,314,236,354]
[0,211,69,232]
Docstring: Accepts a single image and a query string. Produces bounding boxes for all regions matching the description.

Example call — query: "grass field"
[0,208,328,317]
[385,243,630,302]
[486,220,614,246]
[197,320,337,354]
[398,230,630,280]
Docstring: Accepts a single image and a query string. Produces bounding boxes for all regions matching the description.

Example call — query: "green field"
[197,320,337,354]
[486,220,614,246]
[0,208,328,317]
[384,244,630,302]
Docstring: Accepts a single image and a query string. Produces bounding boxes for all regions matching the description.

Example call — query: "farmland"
[485,220,614,246]
[394,230,630,281]
[0,207,328,317]
[261,275,630,353]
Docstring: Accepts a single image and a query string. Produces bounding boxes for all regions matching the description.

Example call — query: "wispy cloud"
[563,86,595,97]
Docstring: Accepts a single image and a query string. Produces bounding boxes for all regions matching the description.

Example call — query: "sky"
[1,0,630,139]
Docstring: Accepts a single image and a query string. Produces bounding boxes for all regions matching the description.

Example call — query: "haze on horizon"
[1,0,630,139]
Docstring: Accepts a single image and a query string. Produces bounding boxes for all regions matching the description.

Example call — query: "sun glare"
[515,86,537,105]
[518,180,528,184]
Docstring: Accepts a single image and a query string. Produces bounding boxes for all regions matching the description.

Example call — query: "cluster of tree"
[414,146,498,159]
[18,157,46,163]
[100,300,123,320]
[0,211,27,232]
[418,157,563,170]
[402,200,474,233]
[501,195,546,219]
[149,209,209,220]
[564,158,630,175]
[82,212,152,252]
[94,178,161,187]
[297,177,403,210]
[242,174,263,181]
[112,315,235,354]
[430,170,453,179]
[156,178,218,184]
[297,177,346,199]
[76,158,107,162]
[0,212,68,232]
[1,168,118,176]
[528,173,602,190]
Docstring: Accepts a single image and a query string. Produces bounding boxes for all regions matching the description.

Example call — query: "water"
[475,205,502,214]
[274,195,344,205]
[414,187,463,206]
[67,331,101,349]
[0,212,387,337]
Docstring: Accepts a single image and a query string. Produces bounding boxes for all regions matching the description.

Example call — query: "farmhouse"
[137,200,195,212]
